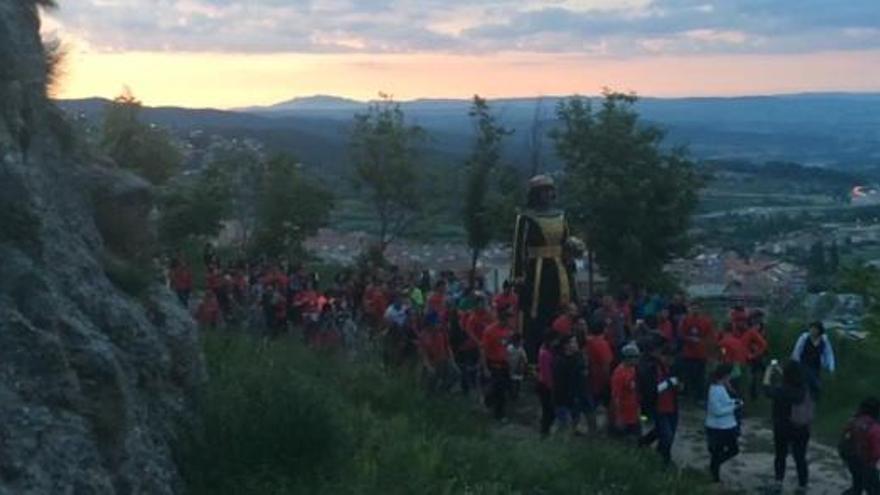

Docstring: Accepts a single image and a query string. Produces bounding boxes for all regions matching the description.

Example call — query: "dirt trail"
[495,396,851,494]
[673,407,850,494]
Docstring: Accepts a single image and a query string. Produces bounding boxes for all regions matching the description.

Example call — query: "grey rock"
[0,2,204,494]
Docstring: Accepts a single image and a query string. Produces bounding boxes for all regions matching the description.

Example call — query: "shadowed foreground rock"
[0,2,203,493]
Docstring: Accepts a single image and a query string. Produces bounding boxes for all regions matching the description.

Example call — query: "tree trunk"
[588,248,595,300]
[470,247,480,288]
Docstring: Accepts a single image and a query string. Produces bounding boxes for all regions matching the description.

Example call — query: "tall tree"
[209,147,264,251]
[101,89,181,185]
[158,164,231,248]
[527,97,546,176]
[552,91,702,289]
[462,96,512,283]
[350,94,425,252]
[252,154,333,258]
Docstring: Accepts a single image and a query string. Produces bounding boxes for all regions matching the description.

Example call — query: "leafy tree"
[101,89,182,185]
[462,96,512,282]
[552,91,702,289]
[485,164,526,244]
[350,94,425,252]
[158,164,232,248]
[209,147,264,250]
[252,154,333,258]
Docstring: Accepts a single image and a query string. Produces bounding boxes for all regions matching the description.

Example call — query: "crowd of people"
[165,244,880,494]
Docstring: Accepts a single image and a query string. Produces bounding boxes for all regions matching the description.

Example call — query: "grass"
[180,332,714,494]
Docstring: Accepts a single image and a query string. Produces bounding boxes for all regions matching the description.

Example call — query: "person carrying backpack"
[840,397,880,495]
[763,359,813,491]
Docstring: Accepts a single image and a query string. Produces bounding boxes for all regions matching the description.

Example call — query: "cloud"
[45,0,880,56]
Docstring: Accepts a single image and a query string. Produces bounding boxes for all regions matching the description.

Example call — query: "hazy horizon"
[43,1,880,109]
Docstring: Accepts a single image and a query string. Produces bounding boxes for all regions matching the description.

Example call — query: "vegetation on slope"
[179,333,712,494]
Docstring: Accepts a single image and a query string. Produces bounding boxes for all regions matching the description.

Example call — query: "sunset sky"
[43,0,880,109]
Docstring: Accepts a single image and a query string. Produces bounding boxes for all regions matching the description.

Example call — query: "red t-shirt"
[420,328,451,365]
[493,292,518,313]
[585,336,614,396]
[206,270,223,292]
[718,333,749,365]
[551,314,574,336]
[658,319,675,343]
[656,362,677,414]
[463,309,492,352]
[739,327,768,361]
[170,266,193,291]
[678,315,714,360]
[481,323,512,366]
[427,292,448,322]
[611,364,640,427]
[196,297,220,326]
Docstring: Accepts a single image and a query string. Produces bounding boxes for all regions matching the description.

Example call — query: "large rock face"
[0,2,203,494]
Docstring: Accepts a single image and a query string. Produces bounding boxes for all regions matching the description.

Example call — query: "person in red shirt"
[611,343,642,440]
[551,303,578,337]
[657,308,676,345]
[842,397,880,494]
[741,321,769,400]
[169,257,193,308]
[427,280,449,324]
[718,324,749,394]
[585,323,614,409]
[196,291,221,329]
[459,297,493,395]
[419,312,458,394]
[638,340,681,465]
[481,308,513,421]
[678,302,715,403]
[493,281,519,315]
[729,304,749,335]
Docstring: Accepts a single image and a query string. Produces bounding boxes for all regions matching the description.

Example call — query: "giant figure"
[511,175,577,360]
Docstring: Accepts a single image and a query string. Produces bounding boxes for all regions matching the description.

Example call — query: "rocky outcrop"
[0,2,203,494]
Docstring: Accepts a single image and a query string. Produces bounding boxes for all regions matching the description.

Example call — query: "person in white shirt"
[790,321,835,398]
[705,364,743,483]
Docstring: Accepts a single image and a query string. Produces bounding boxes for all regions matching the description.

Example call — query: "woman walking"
[764,360,813,492]
[706,364,743,484]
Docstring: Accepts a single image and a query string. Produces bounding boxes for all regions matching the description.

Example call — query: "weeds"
[180,332,711,494]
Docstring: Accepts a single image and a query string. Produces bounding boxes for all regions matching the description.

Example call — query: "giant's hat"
[528,174,555,191]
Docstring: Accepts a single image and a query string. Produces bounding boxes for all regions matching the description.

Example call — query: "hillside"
[58,92,880,173]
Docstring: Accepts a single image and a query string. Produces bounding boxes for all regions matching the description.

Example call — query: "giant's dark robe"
[511,208,576,360]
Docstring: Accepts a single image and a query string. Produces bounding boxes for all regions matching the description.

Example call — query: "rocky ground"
[493,389,851,494]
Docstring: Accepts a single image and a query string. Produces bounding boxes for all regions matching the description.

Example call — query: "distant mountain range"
[58,92,880,174]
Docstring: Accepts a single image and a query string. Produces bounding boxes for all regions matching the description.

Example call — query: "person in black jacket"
[638,336,681,465]
[553,335,588,434]
[764,359,812,492]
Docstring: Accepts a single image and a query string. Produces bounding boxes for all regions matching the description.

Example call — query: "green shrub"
[181,333,711,495]
[101,253,153,298]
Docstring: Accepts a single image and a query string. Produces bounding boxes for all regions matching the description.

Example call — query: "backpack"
[838,416,872,462]
[790,390,815,427]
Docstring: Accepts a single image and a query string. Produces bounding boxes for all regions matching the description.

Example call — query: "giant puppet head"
[526,174,556,210]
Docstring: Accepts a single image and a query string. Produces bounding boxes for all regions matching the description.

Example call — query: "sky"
[43,0,880,108]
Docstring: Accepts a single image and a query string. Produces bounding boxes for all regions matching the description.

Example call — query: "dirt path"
[672,407,850,494]
[494,395,851,494]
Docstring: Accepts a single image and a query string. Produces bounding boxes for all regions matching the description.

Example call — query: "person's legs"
[489,367,510,420]
[656,413,677,464]
[707,428,723,482]
[844,456,864,495]
[791,426,810,488]
[864,463,879,495]
[773,424,789,482]
[537,383,555,436]
[694,359,707,403]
